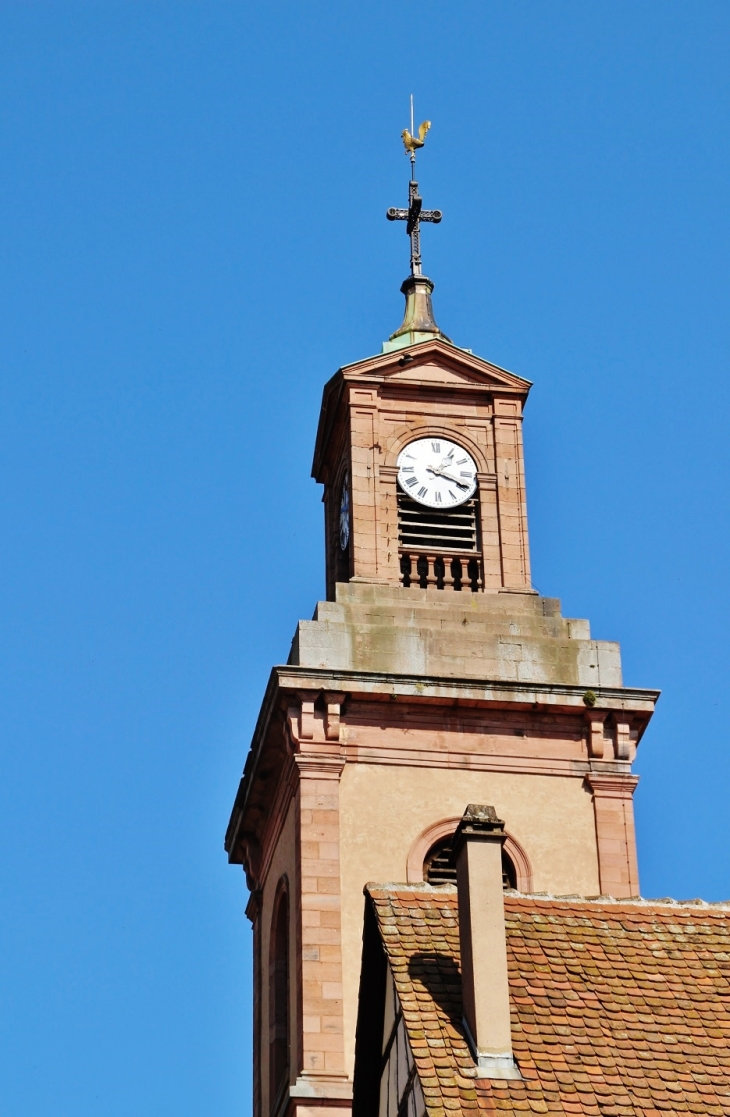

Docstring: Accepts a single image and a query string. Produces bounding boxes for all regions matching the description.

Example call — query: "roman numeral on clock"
[418,486,428,498]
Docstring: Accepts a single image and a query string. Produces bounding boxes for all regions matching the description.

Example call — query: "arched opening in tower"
[424,835,516,890]
[268,885,290,1107]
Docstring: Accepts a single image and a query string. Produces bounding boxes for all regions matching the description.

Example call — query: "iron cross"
[387,178,442,277]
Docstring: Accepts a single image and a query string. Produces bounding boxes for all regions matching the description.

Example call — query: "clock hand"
[430,451,455,474]
[439,470,470,487]
[426,466,470,489]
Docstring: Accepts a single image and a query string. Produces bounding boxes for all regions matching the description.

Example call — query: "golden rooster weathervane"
[387,96,442,277]
[402,119,431,156]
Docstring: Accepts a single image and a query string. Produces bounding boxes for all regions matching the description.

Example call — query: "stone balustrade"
[399,550,483,591]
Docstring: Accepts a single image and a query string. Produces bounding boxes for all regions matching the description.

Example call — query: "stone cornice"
[273,664,659,710]
[224,663,659,864]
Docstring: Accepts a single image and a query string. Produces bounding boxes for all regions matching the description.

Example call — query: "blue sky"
[0,3,728,1114]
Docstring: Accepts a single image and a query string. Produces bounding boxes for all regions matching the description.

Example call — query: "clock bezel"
[396,436,478,509]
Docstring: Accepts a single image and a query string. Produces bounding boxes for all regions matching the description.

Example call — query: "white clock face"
[397,438,477,508]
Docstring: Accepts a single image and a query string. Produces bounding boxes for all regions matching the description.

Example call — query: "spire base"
[383,275,451,352]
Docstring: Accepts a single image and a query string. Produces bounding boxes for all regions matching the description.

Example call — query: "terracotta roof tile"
[366,885,730,1116]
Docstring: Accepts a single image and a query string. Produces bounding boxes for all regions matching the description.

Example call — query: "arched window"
[268,882,289,1109]
[424,836,516,890]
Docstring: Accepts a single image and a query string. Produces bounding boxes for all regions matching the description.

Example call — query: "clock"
[396,437,477,509]
[339,476,350,550]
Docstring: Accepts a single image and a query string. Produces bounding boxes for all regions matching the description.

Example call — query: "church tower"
[225,122,658,1117]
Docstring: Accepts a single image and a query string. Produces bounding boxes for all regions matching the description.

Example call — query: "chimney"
[453,805,520,1080]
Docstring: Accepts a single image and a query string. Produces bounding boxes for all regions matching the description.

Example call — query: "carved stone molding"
[503,833,534,893]
[586,773,640,798]
[297,692,316,741]
[289,1073,353,1101]
[585,712,636,764]
[585,711,608,759]
[240,836,263,894]
[286,690,349,746]
[614,715,632,761]
[293,754,346,780]
[324,691,347,742]
[384,422,491,474]
[406,816,459,881]
[245,887,262,925]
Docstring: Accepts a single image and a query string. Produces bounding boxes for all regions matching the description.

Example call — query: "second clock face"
[339,478,350,550]
[396,437,477,508]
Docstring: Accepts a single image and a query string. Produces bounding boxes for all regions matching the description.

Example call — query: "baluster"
[471,558,484,594]
[400,552,412,587]
[450,556,462,591]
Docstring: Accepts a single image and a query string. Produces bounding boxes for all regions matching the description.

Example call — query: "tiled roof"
[367,884,730,1116]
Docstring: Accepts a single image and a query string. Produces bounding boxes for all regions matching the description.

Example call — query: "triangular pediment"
[383,357,511,389]
[313,337,531,479]
[340,337,531,393]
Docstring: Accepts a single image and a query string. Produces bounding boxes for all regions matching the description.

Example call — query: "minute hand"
[427,467,470,489]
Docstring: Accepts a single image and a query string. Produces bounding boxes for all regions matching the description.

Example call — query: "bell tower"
[225,121,659,1117]
[314,334,532,601]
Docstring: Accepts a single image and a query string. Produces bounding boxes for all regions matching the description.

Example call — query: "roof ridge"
[365,881,730,910]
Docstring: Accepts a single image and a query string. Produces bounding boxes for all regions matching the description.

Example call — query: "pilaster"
[287,688,351,1110]
[349,392,380,583]
[477,474,502,590]
[493,396,531,591]
[586,773,640,898]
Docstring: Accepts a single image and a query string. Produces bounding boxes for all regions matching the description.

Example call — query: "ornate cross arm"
[386,179,443,277]
[386,206,443,228]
